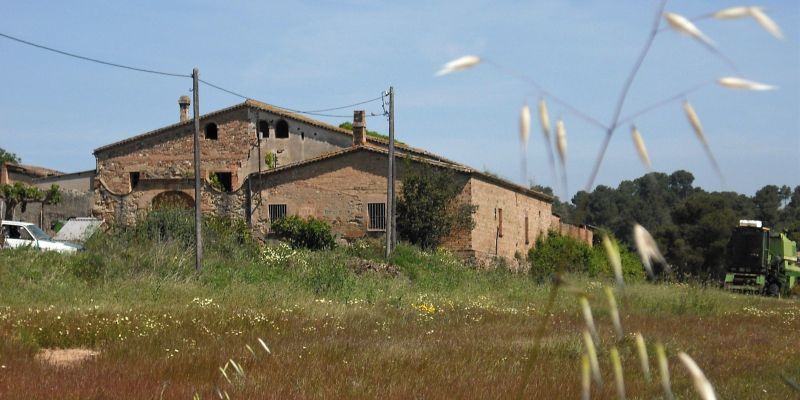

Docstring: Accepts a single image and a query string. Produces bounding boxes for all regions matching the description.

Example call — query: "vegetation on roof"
[338,122,405,145]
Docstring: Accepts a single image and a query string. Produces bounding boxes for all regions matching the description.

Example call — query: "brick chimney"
[0,162,9,185]
[352,110,367,146]
[179,95,191,122]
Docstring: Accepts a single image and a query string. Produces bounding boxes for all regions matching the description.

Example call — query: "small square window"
[130,172,140,190]
[210,172,232,192]
[368,203,386,231]
[269,204,287,222]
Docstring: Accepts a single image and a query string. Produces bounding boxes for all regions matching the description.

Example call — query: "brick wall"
[250,150,413,239]
[249,148,552,262]
[467,177,552,261]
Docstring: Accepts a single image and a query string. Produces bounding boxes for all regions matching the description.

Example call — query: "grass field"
[0,233,798,399]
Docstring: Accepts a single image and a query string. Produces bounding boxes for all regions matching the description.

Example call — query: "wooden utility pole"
[192,68,203,271]
[385,86,395,259]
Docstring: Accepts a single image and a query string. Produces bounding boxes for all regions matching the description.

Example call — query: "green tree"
[0,183,61,220]
[530,184,574,219]
[0,147,20,164]
[753,185,781,226]
[397,165,477,249]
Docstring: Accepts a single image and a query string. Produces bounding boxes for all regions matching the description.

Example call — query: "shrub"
[528,230,645,282]
[396,164,477,249]
[271,215,335,250]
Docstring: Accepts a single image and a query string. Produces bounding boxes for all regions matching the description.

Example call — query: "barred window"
[368,203,386,231]
[268,204,287,222]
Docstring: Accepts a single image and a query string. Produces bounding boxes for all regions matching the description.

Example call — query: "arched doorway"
[152,191,194,209]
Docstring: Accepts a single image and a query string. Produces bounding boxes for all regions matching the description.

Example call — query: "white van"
[0,220,83,254]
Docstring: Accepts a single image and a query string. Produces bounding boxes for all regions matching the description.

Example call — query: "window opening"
[210,172,233,192]
[276,120,289,138]
[525,215,529,244]
[498,208,503,237]
[258,120,269,139]
[368,203,387,231]
[268,204,287,222]
[130,172,140,190]
[205,122,218,140]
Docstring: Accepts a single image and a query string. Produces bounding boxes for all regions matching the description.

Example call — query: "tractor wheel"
[767,283,780,297]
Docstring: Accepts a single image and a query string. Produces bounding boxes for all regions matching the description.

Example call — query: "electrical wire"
[1,30,387,119]
[0,32,189,78]
[199,78,385,117]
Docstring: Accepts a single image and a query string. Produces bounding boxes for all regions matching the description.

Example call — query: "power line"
[1,30,386,119]
[199,78,385,117]
[0,31,189,78]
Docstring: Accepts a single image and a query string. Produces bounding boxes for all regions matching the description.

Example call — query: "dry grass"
[0,279,797,399]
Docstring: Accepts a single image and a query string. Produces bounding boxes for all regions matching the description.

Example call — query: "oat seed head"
[749,7,783,39]
[718,76,776,91]
[245,344,257,358]
[713,6,751,19]
[635,333,651,382]
[602,235,624,288]
[604,287,624,340]
[258,338,271,354]
[219,366,232,385]
[610,347,626,400]
[656,343,675,400]
[435,55,481,76]
[538,99,551,139]
[664,12,715,47]
[678,352,718,400]
[581,353,591,400]
[520,103,531,147]
[583,330,602,384]
[633,223,667,279]
[556,119,567,163]
[682,101,706,144]
[579,296,599,342]
[631,126,651,170]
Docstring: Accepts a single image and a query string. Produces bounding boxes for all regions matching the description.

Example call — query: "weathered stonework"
[88,99,591,263]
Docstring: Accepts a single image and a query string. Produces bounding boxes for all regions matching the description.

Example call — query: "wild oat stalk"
[683,100,724,184]
[677,352,717,400]
[633,224,668,279]
[610,346,626,400]
[602,235,624,288]
[718,76,776,91]
[583,330,602,384]
[630,126,651,171]
[579,296,599,343]
[634,332,651,382]
[604,287,624,340]
[581,353,591,400]
[656,342,675,400]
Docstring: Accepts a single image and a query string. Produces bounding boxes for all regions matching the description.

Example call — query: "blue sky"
[1,0,797,200]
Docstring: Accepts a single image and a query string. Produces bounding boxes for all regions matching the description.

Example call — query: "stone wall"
[6,189,93,234]
[249,148,553,262]
[250,150,417,239]
[467,177,552,261]
[93,104,356,224]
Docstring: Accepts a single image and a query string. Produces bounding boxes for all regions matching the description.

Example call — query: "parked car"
[0,220,83,254]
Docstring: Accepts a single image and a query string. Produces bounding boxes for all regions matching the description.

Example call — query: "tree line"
[536,171,800,279]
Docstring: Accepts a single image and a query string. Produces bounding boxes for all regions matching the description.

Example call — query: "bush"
[528,231,645,282]
[396,165,477,249]
[271,215,335,250]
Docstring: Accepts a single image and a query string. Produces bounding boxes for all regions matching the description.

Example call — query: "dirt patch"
[35,348,99,367]
[348,258,399,276]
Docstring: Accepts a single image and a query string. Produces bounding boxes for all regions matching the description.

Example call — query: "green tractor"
[724,220,800,297]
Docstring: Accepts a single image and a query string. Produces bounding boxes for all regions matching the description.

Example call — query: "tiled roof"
[4,163,64,178]
[252,145,553,203]
[90,99,552,202]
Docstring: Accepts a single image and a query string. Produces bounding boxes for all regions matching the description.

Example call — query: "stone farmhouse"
[5,97,592,261]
